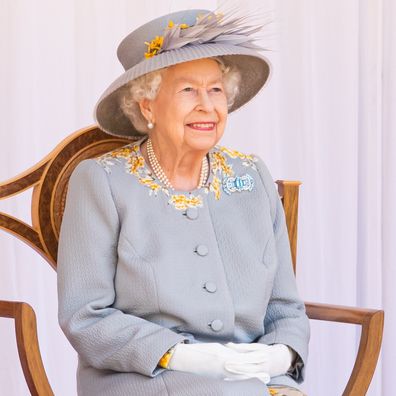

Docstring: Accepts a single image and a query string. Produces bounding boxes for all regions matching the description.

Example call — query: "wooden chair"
[0,125,384,396]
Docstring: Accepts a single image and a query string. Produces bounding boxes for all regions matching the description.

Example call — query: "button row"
[184,207,222,332]
[203,282,222,331]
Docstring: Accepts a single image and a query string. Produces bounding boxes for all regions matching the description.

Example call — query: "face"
[141,58,229,152]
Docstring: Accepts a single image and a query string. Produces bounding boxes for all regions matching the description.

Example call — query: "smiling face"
[141,58,229,152]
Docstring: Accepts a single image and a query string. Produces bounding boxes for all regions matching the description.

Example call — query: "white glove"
[224,342,296,379]
[167,342,270,383]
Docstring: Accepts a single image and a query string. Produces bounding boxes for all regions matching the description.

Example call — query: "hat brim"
[93,43,272,138]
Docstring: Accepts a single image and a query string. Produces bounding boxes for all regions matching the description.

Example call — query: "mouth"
[186,122,216,131]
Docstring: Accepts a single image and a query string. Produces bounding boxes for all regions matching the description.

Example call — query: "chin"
[187,135,219,151]
[185,127,223,149]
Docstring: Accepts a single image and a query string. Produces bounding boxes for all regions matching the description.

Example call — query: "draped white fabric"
[0,1,394,395]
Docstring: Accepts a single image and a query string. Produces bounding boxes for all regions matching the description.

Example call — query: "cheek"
[216,97,229,121]
[172,99,196,123]
[156,96,187,124]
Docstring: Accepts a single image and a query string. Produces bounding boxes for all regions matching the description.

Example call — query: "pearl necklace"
[146,137,209,190]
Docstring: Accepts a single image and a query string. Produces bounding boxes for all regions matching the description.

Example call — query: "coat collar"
[94,135,259,211]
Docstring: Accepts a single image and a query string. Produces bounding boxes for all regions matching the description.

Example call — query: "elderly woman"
[57,8,310,396]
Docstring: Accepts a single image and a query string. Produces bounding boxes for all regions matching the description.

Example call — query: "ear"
[138,98,155,123]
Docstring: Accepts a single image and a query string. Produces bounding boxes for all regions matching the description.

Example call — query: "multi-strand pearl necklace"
[146,137,209,190]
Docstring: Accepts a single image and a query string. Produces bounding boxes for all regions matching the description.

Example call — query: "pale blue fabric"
[57,137,310,395]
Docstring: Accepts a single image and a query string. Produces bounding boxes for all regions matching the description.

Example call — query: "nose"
[196,88,215,112]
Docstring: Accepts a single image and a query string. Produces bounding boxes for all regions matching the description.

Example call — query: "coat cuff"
[257,331,308,383]
[148,330,190,377]
[286,347,305,384]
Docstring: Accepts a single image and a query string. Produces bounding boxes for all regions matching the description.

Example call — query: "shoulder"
[212,143,260,174]
[67,158,110,194]
[92,142,141,174]
[65,158,120,219]
[215,144,257,162]
[213,143,273,180]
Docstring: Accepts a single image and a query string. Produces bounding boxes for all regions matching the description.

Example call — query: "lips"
[187,122,216,131]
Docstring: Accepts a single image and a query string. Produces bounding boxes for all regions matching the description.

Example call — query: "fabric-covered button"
[195,244,209,256]
[203,281,217,293]
[185,207,199,220]
[209,319,223,331]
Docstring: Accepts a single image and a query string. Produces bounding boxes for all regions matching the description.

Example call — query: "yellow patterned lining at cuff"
[158,344,178,369]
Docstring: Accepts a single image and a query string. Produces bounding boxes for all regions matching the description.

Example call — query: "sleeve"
[57,159,188,376]
[253,154,310,384]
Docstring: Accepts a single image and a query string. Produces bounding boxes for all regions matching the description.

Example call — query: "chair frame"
[0,125,384,395]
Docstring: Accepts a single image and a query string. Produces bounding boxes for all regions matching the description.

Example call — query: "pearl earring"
[147,120,154,129]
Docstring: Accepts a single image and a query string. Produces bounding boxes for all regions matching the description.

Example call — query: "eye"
[182,87,194,92]
[211,87,223,92]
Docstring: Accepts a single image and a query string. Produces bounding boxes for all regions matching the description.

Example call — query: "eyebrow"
[173,76,223,85]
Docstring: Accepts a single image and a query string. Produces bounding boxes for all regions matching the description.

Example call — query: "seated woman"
[57,8,310,396]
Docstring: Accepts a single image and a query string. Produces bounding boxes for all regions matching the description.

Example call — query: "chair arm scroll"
[0,300,54,396]
[305,301,384,396]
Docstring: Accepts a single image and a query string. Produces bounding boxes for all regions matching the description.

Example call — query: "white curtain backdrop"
[0,1,394,395]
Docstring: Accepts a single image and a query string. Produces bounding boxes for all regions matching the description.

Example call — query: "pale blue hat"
[93,8,272,138]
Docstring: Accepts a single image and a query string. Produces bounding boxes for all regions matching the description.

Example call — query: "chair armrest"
[0,298,383,396]
[0,300,54,396]
[305,301,384,396]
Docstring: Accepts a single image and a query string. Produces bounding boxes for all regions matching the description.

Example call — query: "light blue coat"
[57,135,310,396]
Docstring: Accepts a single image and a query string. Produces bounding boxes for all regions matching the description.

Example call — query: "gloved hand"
[224,342,296,379]
[167,342,271,383]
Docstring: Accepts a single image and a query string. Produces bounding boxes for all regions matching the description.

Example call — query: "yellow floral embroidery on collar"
[211,151,234,177]
[137,176,163,193]
[217,145,257,165]
[209,175,222,200]
[94,140,258,211]
[169,194,203,210]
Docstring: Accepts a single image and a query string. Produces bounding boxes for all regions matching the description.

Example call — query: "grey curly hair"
[119,56,241,134]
